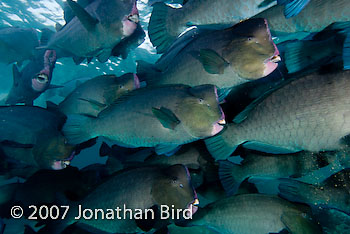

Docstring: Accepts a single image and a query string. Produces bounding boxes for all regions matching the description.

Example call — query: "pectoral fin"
[152,107,180,130]
[195,49,229,74]
[278,0,311,18]
[135,205,158,232]
[78,98,107,113]
[281,211,322,234]
[155,144,181,156]
[67,0,98,31]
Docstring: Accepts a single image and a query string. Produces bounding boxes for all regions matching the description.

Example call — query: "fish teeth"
[218,119,226,125]
[193,198,200,206]
[128,14,139,23]
[36,73,49,83]
[271,55,281,63]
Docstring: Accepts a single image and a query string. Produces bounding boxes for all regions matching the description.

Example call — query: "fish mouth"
[51,151,75,170]
[263,49,280,76]
[36,73,49,84]
[270,55,281,63]
[128,14,139,24]
[32,73,50,92]
[186,198,199,216]
[128,1,139,23]
[217,119,226,126]
[133,73,140,89]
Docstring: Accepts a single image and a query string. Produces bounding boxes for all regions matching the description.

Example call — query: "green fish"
[187,194,321,234]
[59,73,140,117]
[63,84,226,155]
[140,18,280,93]
[205,69,350,160]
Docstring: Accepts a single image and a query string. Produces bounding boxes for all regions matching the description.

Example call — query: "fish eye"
[172,179,177,184]
[179,183,184,188]
[247,37,253,41]
[199,98,204,104]
[119,84,124,89]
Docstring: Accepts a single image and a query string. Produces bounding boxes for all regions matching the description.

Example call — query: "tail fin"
[218,160,244,196]
[284,38,341,74]
[136,60,162,86]
[148,3,178,53]
[278,178,319,205]
[62,115,95,145]
[204,125,239,161]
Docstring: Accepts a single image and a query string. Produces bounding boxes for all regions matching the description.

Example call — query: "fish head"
[31,50,57,92]
[223,18,280,79]
[152,164,199,219]
[116,73,141,96]
[121,1,139,37]
[177,85,225,138]
[33,133,75,170]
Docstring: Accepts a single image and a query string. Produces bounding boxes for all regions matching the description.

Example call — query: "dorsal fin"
[67,0,98,31]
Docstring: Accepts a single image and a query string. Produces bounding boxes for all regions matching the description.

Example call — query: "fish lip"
[186,198,199,215]
[128,14,139,24]
[36,73,49,83]
[128,2,139,23]
[51,151,75,170]
[217,119,226,125]
[133,73,140,89]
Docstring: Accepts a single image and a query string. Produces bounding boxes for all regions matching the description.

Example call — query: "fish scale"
[206,70,350,160]
[255,0,350,35]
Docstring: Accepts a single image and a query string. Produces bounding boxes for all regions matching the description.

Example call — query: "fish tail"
[278,178,321,205]
[62,114,96,145]
[204,124,239,161]
[148,2,178,53]
[136,60,162,86]
[218,160,244,196]
[284,38,340,74]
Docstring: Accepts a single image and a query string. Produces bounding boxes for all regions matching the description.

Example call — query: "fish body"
[5,50,57,105]
[279,169,350,215]
[188,194,320,234]
[140,18,280,91]
[0,106,74,174]
[0,27,39,65]
[206,69,350,160]
[63,84,225,155]
[219,150,335,195]
[46,0,139,62]
[148,0,277,52]
[48,165,198,233]
[59,73,140,117]
[255,0,350,41]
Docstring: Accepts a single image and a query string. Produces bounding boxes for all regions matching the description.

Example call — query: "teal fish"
[140,18,280,92]
[279,169,350,215]
[63,84,225,155]
[218,150,337,195]
[45,0,139,63]
[0,106,75,178]
[206,69,350,160]
[148,0,278,53]
[187,194,321,234]
[40,165,199,233]
[59,74,140,117]
[255,0,350,69]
